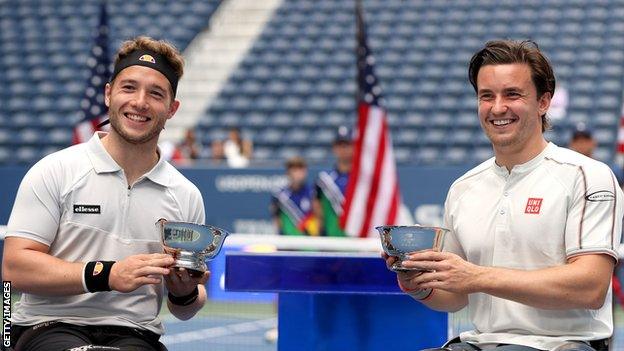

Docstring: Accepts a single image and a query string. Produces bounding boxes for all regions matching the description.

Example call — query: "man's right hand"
[381,251,423,292]
[109,253,175,293]
[381,251,396,270]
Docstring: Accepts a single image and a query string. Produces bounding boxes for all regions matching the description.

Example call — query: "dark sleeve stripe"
[610,172,617,250]
[578,165,588,250]
[567,249,619,263]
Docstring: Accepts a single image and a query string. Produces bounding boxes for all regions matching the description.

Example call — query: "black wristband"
[84,261,115,292]
[168,286,199,306]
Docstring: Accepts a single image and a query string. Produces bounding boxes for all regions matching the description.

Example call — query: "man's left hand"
[400,250,485,294]
[164,267,210,297]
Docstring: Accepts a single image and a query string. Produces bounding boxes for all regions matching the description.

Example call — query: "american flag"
[340,1,401,237]
[73,2,111,144]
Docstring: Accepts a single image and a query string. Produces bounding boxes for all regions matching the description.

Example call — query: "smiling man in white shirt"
[3,36,207,351]
[386,40,623,351]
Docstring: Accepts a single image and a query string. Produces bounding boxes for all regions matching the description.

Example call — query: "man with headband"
[3,36,206,351]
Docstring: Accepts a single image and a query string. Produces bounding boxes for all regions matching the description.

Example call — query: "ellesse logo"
[73,204,101,214]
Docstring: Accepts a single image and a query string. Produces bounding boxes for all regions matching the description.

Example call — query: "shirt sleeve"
[187,186,205,225]
[441,189,467,259]
[6,159,62,246]
[565,162,623,261]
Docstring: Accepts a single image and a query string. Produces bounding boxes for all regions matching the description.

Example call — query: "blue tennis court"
[160,302,624,351]
[160,301,277,351]
[163,316,277,351]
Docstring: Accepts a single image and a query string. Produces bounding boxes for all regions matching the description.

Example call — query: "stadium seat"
[0,130,11,145]
[393,147,413,164]
[446,147,469,164]
[395,129,419,146]
[0,146,10,164]
[303,146,329,162]
[417,147,440,164]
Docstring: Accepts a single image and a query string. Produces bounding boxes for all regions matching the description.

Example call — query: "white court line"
[161,317,277,345]
[205,336,270,345]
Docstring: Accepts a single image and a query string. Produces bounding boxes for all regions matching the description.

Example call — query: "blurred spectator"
[270,156,319,236]
[177,129,202,160]
[566,124,623,185]
[223,127,253,168]
[210,139,226,164]
[567,123,596,158]
[313,125,353,236]
[169,128,203,165]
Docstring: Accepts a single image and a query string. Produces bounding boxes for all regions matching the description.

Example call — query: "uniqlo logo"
[525,198,543,214]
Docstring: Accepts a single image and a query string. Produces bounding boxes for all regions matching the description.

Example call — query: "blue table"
[225,251,447,350]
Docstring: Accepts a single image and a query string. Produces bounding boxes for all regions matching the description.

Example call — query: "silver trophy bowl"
[156,219,229,277]
[375,225,449,272]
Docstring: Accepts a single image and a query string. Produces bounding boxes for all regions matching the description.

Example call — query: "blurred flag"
[73,2,111,144]
[340,1,401,237]
[617,110,624,169]
[614,105,624,189]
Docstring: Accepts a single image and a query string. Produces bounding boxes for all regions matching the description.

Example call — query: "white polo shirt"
[6,132,205,334]
[443,142,623,350]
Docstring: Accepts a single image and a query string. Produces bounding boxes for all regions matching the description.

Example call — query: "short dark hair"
[468,40,556,132]
[115,36,184,79]
[572,130,593,140]
[285,156,307,169]
[571,123,593,140]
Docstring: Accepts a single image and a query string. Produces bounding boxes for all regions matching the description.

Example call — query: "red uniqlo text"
[525,198,543,214]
